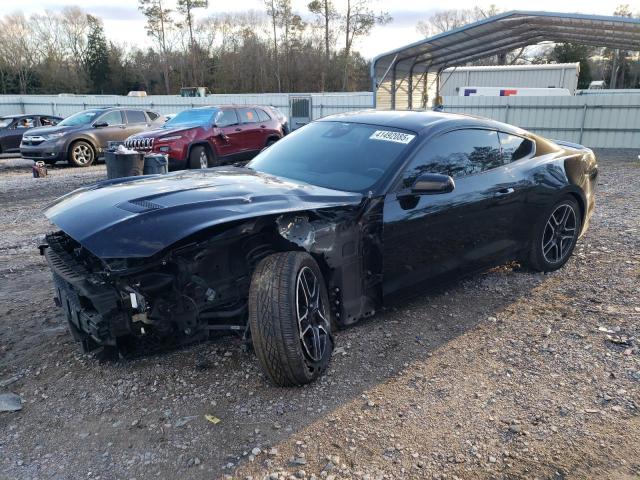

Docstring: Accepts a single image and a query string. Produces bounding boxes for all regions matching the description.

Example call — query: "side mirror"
[93,121,108,128]
[411,173,455,195]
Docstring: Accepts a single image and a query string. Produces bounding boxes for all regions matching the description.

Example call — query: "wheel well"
[188,142,215,160]
[567,192,586,224]
[68,139,97,158]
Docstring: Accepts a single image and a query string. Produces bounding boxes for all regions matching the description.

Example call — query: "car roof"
[87,107,153,111]
[319,110,527,136]
[1,114,45,119]
[188,105,269,110]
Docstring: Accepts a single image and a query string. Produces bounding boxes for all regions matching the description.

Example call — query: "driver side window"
[401,129,502,188]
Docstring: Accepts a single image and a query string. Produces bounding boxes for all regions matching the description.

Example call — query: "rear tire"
[188,145,213,169]
[525,196,581,272]
[249,251,333,387]
[68,140,95,167]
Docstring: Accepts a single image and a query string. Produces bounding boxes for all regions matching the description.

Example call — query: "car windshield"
[58,110,102,127]
[247,121,417,193]
[0,118,15,128]
[165,109,217,127]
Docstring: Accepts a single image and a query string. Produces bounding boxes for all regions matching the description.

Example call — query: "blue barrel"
[143,154,169,175]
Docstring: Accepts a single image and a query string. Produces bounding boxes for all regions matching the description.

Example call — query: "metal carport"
[371,11,640,110]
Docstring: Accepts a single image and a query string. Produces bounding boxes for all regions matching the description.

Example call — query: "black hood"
[45,167,363,259]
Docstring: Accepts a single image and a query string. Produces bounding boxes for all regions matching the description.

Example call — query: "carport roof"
[371,11,640,81]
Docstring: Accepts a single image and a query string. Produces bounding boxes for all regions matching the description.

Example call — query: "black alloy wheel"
[526,196,582,272]
[541,203,578,264]
[249,251,333,386]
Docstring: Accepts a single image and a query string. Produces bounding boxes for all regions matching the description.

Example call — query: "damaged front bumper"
[41,227,251,355]
[42,232,135,351]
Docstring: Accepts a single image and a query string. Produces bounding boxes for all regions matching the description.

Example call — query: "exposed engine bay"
[42,203,383,355]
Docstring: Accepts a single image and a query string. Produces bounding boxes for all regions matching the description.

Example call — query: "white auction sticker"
[369,130,415,144]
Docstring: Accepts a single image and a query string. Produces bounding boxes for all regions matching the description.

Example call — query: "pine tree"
[85,15,110,94]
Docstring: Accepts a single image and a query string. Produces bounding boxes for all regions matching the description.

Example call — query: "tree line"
[0,2,637,96]
[0,0,390,95]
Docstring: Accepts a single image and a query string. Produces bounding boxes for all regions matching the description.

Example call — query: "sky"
[14,0,640,59]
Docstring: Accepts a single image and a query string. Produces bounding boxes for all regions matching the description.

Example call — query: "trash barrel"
[143,154,169,175]
[105,151,145,179]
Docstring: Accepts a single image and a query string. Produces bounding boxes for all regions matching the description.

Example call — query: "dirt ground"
[1,151,639,480]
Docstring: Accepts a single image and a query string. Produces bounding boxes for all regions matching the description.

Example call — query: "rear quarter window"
[125,110,147,124]
[257,109,271,122]
[498,132,535,163]
[239,108,259,123]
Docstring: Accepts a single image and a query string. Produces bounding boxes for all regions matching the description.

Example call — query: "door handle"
[235,128,242,132]
[260,125,266,128]
[494,187,515,197]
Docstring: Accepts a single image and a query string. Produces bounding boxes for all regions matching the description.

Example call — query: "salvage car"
[21,107,162,167]
[41,111,597,386]
[0,114,62,154]
[123,105,284,170]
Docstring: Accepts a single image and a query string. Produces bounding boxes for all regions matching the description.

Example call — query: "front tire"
[188,145,213,169]
[249,251,333,387]
[68,140,95,167]
[525,196,581,272]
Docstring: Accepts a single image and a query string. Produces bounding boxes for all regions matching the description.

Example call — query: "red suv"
[124,105,284,170]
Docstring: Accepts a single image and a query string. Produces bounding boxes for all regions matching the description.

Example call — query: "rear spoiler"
[552,139,590,151]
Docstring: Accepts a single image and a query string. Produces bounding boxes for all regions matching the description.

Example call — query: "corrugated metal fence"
[2,92,638,148]
[442,94,640,148]
[0,92,374,123]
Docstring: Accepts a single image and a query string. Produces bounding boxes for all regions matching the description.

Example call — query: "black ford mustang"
[41,111,597,386]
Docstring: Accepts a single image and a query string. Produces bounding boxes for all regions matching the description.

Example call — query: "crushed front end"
[41,228,255,355]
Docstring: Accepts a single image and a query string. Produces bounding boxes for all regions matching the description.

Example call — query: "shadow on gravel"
[0,254,546,478]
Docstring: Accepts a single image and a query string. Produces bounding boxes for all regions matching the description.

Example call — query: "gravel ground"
[1,150,639,480]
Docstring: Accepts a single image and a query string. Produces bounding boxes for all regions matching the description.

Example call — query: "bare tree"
[265,0,282,91]
[341,0,391,90]
[0,4,379,95]
[308,0,338,91]
[59,7,91,65]
[177,0,208,49]
[416,6,531,66]
[0,14,39,93]
[176,0,209,86]
[139,0,174,94]
[416,6,501,36]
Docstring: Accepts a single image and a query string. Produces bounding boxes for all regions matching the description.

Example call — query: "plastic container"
[143,154,169,175]
[105,151,145,179]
